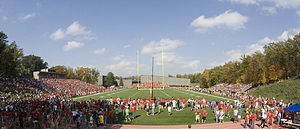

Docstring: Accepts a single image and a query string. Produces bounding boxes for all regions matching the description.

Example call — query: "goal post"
[136,48,165,91]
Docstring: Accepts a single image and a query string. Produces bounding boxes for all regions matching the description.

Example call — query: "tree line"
[176,33,300,88]
[0,31,101,85]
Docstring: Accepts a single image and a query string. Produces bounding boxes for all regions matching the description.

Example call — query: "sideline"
[176,89,234,101]
[73,89,127,100]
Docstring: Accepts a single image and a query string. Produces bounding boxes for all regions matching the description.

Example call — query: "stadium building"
[33,69,66,79]
[140,75,190,86]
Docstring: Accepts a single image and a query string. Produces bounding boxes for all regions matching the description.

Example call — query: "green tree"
[90,68,100,84]
[105,72,115,87]
[0,32,23,77]
[51,65,67,74]
[21,55,48,77]
[119,77,124,86]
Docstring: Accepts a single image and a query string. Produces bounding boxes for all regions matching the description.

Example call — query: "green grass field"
[72,88,244,125]
[248,78,300,103]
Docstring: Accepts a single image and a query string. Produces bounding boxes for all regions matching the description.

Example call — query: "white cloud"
[124,44,130,48]
[93,48,106,55]
[21,13,36,20]
[297,10,300,16]
[244,37,273,55]
[210,61,225,67]
[191,10,248,32]
[154,52,184,66]
[50,21,94,40]
[112,54,125,61]
[226,49,243,61]
[142,38,184,54]
[277,31,291,41]
[184,60,201,70]
[225,0,258,5]
[105,60,136,76]
[262,6,277,14]
[63,41,84,51]
[2,16,7,21]
[266,0,300,8]
[65,21,94,40]
[50,29,65,40]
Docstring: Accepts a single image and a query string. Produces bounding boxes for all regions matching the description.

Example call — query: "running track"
[102,120,287,129]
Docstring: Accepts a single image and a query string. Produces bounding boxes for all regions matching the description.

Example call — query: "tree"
[66,67,77,79]
[0,32,23,77]
[51,65,67,74]
[90,68,100,84]
[105,72,115,87]
[168,74,174,77]
[76,67,92,83]
[119,77,124,86]
[21,55,48,77]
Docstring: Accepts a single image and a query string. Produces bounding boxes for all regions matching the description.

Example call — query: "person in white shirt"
[233,108,238,123]
[151,102,155,115]
[261,113,267,129]
[219,110,224,123]
[215,109,220,123]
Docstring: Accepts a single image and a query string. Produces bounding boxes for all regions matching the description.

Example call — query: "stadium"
[1,1,300,129]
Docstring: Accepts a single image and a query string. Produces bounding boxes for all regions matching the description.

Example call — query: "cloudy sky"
[1,0,300,76]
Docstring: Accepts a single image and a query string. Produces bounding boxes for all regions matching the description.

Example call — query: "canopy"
[284,103,300,112]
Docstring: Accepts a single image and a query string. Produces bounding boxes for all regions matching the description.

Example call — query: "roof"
[284,103,300,112]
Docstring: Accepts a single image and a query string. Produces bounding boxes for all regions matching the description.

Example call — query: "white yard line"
[73,89,127,100]
[130,90,141,98]
[176,89,234,101]
[159,90,171,98]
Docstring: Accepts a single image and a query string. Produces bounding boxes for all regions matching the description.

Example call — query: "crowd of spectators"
[209,83,252,93]
[40,79,104,97]
[132,82,169,89]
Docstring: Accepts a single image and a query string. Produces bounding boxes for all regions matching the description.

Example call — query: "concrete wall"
[140,75,190,86]
[97,75,105,86]
[33,71,66,79]
[116,79,132,86]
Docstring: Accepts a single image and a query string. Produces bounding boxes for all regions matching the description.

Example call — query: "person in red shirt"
[121,104,125,116]
[251,112,256,129]
[244,112,249,128]
[195,108,201,123]
[109,110,114,124]
[202,109,207,123]
[131,105,136,119]
[227,106,231,117]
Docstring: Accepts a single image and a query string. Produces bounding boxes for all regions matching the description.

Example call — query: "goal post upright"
[162,47,164,90]
[137,50,139,90]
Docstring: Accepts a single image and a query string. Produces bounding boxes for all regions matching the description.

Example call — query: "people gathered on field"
[0,77,296,129]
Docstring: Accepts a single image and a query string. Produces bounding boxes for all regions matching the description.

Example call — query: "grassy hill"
[247,78,300,103]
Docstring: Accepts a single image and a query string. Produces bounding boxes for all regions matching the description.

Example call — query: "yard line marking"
[177,89,234,101]
[130,90,141,98]
[73,89,128,100]
[159,90,171,98]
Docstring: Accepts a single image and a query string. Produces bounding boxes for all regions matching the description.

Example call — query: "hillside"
[247,78,300,103]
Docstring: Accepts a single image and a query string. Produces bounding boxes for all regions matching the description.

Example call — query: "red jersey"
[203,110,207,117]
[109,111,114,118]
[131,106,136,112]
[227,106,231,112]
[196,109,200,115]
[252,114,256,121]
[245,114,249,121]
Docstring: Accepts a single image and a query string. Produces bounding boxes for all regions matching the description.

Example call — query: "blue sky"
[1,0,300,76]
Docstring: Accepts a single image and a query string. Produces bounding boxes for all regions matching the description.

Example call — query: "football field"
[72,88,242,125]
[73,88,233,102]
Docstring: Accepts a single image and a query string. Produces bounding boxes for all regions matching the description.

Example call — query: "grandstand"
[209,83,252,93]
